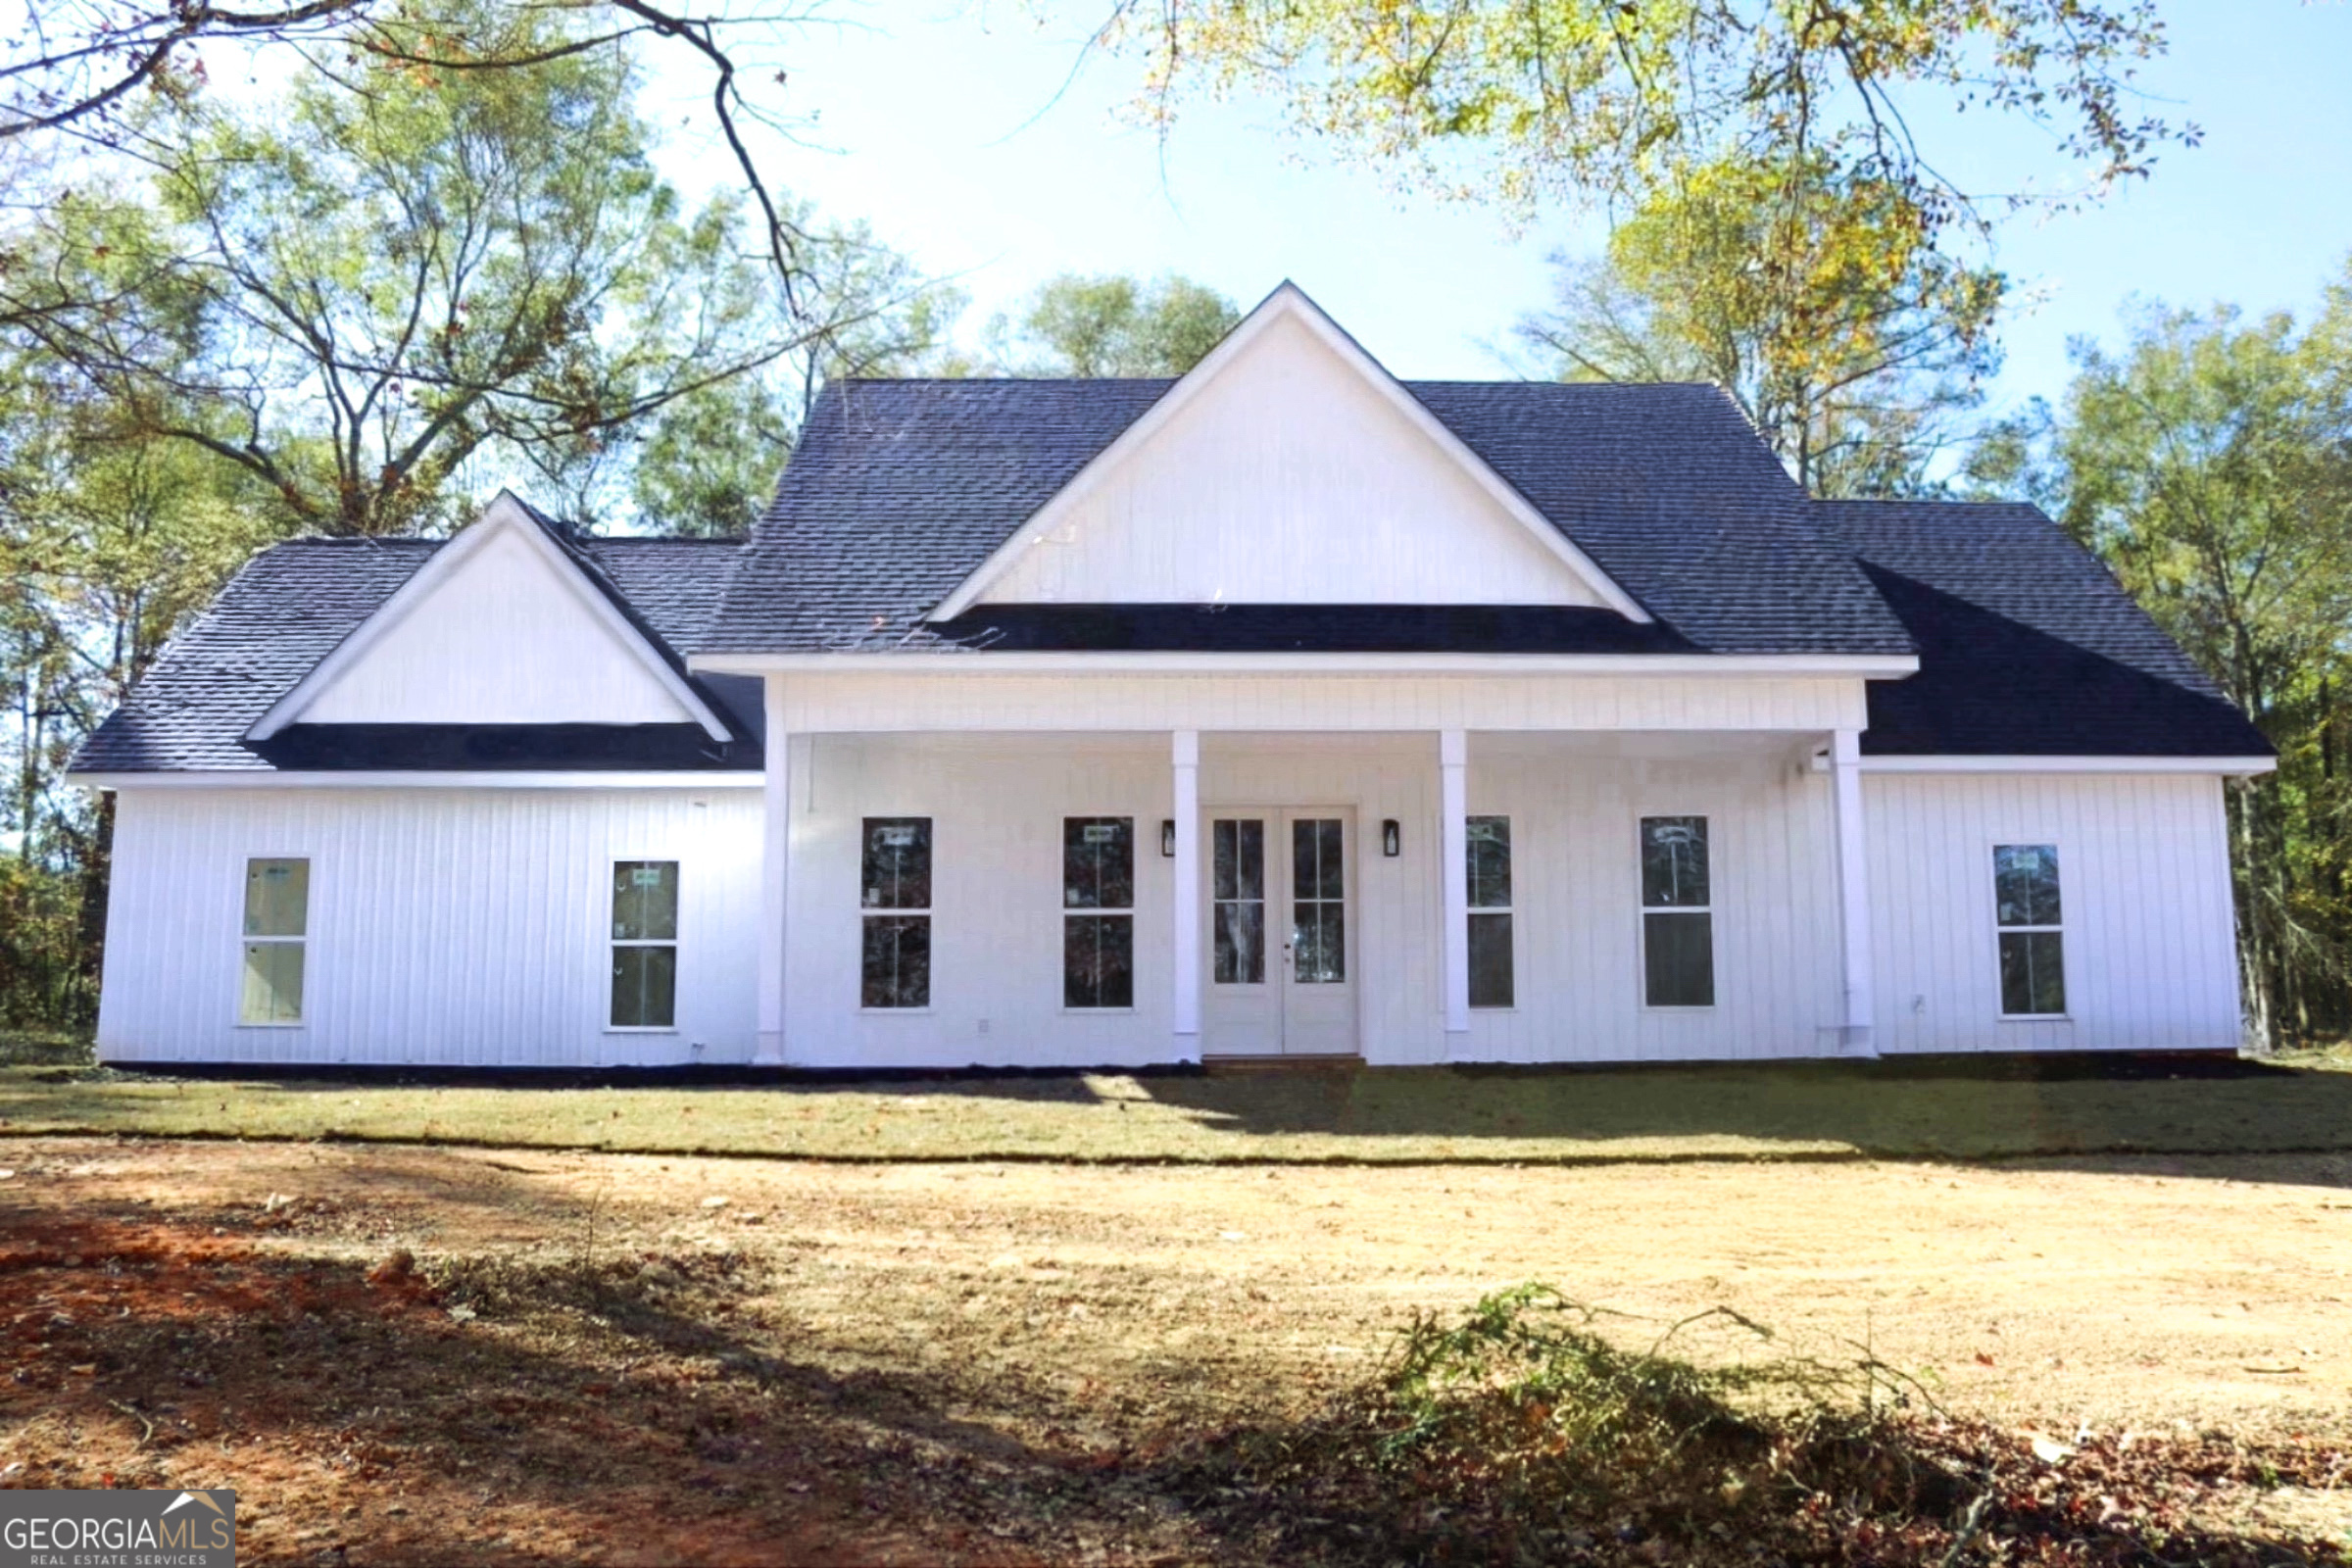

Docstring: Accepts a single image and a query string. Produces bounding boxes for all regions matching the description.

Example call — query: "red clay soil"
[2,1212,1099,1565]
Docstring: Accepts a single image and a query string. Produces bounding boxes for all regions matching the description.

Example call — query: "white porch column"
[1829,728,1877,1057]
[1171,730,1201,1047]
[753,681,790,1066]
[1441,728,1470,1034]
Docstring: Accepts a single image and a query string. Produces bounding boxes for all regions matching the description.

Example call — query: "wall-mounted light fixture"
[1382,819,1401,858]
[1160,819,1177,858]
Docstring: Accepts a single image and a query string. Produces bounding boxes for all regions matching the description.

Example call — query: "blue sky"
[646,0,2352,414]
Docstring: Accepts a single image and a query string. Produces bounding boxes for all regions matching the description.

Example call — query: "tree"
[544,221,967,534]
[2,0,829,308]
[1091,0,2187,324]
[989,273,1238,377]
[1518,159,2004,497]
[1972,286,2352,1047]
[0,354,274,1029]
[4,11,818,536]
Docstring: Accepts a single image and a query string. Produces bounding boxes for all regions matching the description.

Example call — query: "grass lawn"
[3,1045,2350,1162]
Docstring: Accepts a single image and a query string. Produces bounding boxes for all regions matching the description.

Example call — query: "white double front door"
[1200,808,1359,1056]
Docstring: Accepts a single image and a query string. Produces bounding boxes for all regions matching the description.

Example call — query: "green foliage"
[989,273,1239,377]
[0,858,96,1032]
[1381,1287,1789,1479]
[623,225,967,535]
[1968,276,2352,1045]
[1097,0,2183,333]
[1522,159,2003,496]
[2,4,836,537]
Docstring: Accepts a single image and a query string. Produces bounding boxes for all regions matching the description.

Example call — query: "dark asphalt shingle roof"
[73,383,2267,772]
[703,378,1913,656]
[1817,501,2270,758]
[74,534,755,773]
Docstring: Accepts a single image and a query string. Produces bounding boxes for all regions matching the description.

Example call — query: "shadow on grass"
[1122,1054,2352,1173]
[25,1051,2352,1178]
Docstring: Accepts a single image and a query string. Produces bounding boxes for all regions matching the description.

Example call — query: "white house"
[70,284,2275,1070]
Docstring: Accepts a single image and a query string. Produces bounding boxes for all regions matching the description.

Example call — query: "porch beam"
[753,682,790,1066]
[1172,730,1201,1048]
[1441,728,1470,1034]
[1829,728,1876,1056]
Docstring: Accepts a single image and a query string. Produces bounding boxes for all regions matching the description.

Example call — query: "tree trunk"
[2228,777,2278,1054]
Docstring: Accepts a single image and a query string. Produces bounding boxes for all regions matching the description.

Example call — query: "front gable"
[932,285,1649,619]
[247,495,729,741]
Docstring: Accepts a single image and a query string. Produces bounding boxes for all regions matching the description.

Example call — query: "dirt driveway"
[3,1137,2349,1562]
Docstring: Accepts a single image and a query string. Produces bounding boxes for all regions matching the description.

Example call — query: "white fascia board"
[691,651,1918,678]
[244,491,733,744]
[1822,754,2278,777]
[924,282,1653,625]
[69,770,763,791]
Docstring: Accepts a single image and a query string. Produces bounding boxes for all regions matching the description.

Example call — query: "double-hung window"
[1993,844,2066,1016]
[1640,816,1714,1007]
[860,817,932,1008]
[611,860,679,1029]
[1466,815,1513,1008]
[1063,817,1135,1009]
[240,858,309,1024]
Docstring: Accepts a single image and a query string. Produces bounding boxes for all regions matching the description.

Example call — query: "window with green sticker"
[240,858,308,1023]
[611,860,679,1027]
[1993,844,2065,1016]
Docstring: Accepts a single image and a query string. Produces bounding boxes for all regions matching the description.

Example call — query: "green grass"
[3,1054,2349,1163]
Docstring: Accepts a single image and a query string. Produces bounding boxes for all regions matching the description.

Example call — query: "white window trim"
[236,855,310,1028]
[859,816,934,1011]
[1991,840,2071,1021]
[1638,813,1717,1012]
[1466,814,1515,1012]
[609,858,681,1033]
[1062,813,1138,1012]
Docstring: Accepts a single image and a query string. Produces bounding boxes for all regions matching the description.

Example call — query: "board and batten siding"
[1864,772,2243,1054]
[1455,737,1846,1065]
[97,786,760,1065]
[91,755,2247,1069]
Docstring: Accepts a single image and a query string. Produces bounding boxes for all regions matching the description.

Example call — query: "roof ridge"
[827,374,1736,391]
[830,375,1177,388]
[257,530,749,549]
[1818,497,2044,510]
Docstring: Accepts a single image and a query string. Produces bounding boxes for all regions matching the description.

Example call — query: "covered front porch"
[741,667,1882,1070]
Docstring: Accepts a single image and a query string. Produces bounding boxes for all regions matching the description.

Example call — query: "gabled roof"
[73,526,760,774]
[1818,501,2271,758]
[247,492,732,742]
[929,282,1650,621]
[705,376,1913,657]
